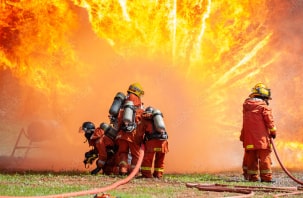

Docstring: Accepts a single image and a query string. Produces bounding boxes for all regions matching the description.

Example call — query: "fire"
[0,0,82,95]
[276,141,303,169]
[71,0,275,78]
[1,0,303,171]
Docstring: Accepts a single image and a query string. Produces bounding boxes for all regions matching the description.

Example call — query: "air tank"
[123,100,134,124]
[152,109,166,132]
[109,92,126,117]
[105,125,119,139]
[99,122,110,132]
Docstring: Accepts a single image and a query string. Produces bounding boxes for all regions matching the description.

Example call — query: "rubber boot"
[91,167,102,175]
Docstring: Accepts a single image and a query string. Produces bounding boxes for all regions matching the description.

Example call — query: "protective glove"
[91,167,102,175]
[83,150,98,168]
[270,133,276,139]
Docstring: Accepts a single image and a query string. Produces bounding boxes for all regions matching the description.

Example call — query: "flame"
[276,141,303,169]
[0,0,84,96]
[1,0,303,172]
[71,1,276,78]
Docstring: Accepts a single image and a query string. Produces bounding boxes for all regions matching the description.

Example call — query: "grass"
[0,172,235,197]
[1,171,302,198]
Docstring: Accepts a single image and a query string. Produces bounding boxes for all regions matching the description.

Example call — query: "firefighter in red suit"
[240,83,277,182]
[139,106,169,178]
[90,122,119,175]
[81,122,119,175]
[115,83,145,175]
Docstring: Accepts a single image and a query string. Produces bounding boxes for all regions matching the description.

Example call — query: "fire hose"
[270,138,303,185]
[0,144,145,198]
[186,138,303,198]
[186,183,301,198]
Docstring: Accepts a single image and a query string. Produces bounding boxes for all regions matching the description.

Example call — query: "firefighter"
[108,82,144,128]
[80,121,119,175]
[115,82,145,175]
[80,121,98,169]
[240,83,277,182]
[139,106,169,178]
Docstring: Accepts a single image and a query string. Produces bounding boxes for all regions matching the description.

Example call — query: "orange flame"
[276,141,303,169]
[0,0,83,96]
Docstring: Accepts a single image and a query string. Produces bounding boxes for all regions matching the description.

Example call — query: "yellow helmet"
[249,83,272,99]
[127,82,144,97]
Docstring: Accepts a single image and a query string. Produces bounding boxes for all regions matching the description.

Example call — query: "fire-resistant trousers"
[141,139,168,178]
[95,135,115,168]
[242,150,248,180]
[246,149,272,181]
[116,138,140,174]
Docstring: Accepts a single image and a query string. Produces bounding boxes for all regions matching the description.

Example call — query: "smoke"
[1,0,303,173]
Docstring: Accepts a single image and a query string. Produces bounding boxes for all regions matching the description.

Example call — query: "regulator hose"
[0,144,145,198]
[270,138,303,185]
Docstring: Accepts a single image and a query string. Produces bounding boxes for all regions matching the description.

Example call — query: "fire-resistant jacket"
[115,92,144,143]
[126,93,142,108]
[240,97,277,150]
[115,107,144,143]
[139,113,168,152]
[90,128,115,158]
[88,128,104,147]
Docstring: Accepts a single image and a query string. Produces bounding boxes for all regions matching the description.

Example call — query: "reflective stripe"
[154,168,164,172]
[260,169,272,174]
[97,159,106,165]
[154,148,162,152]
[247,170,258,174]
[246,145,254,149]
[270,126,277,132]
[119,161,128,166]
[141,166,152,171]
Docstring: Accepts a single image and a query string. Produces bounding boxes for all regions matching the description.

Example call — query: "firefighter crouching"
[80,122,98,168]
[115,83,145,175]
[240,83,277,183]
[80,121,119,175]
[139,107,169,178]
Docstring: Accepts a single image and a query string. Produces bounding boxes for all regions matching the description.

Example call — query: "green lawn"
[0,171,301,198]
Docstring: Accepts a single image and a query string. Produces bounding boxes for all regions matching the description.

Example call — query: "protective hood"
[127,93,142,107]
[243,98,267,111]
